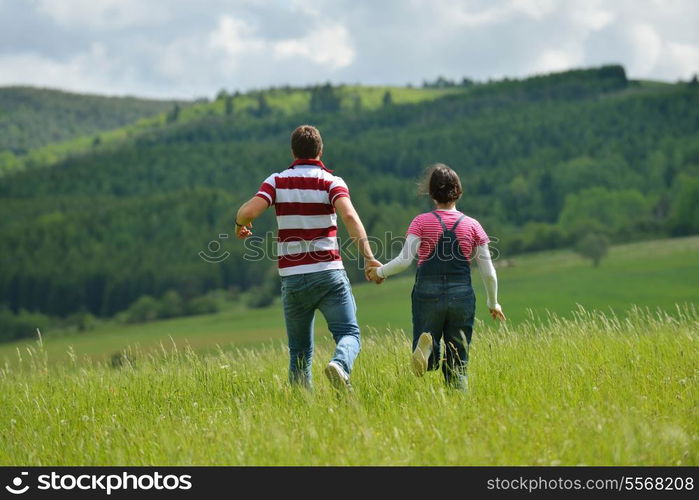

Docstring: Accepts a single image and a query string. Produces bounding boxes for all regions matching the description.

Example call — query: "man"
[235,125,380,391]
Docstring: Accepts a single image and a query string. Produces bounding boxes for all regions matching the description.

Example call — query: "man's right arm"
[235,174,275,239]
[235,196,268,238]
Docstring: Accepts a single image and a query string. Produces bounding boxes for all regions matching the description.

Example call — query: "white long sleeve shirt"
[376,234,501,310]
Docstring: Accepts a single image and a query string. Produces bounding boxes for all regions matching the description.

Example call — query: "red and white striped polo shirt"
[255,159,350,276]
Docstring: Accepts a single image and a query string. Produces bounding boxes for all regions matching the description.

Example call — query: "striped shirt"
[255,159,350,276]
[407,210,490,265]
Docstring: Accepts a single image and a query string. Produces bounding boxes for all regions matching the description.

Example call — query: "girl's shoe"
[412,332,433,377]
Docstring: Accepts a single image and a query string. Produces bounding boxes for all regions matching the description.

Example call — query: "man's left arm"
[334,197,383,282]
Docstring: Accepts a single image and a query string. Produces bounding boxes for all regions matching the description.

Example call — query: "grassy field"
[0,236,696,465]
[0,238,699,465]
[1,236,697,366]
[0,307,696,465]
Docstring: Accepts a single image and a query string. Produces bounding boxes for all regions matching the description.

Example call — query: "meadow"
[0,307,695,465]
[0,237,697,465]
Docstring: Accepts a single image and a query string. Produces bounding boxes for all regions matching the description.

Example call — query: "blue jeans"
[281,269,361,388]
[412,278,475,388]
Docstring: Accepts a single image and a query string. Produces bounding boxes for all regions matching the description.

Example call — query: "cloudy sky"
[1,0,697,99]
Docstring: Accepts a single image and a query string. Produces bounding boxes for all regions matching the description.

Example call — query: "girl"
[368,164,505,389]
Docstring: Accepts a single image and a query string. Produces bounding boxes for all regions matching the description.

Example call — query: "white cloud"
[430,0,513,27]
[35,0,167,30]
[626,23,663,75]
[290,0,323,18]
[273,24,355,69]
[208,14,355,72]
[429,0,557,28]
[0,0,697,97]
[664,41,699,77]
[208,16,264,58]
[0,44,124,94]
[570,2,615,32]
[535,48,582,74]
[511,0,556,20]
[646,39,699,81]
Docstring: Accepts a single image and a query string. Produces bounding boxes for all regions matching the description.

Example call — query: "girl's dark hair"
[420,163,463,204]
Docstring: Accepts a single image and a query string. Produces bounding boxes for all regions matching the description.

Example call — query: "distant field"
[1,236,697,366]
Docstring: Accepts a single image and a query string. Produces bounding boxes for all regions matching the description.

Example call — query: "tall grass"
[0,307,696,465]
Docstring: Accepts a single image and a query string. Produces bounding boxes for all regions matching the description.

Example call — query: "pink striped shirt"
[407,210,490,265]
[255,160,350,276]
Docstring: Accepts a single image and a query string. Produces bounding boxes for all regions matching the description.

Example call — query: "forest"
[1,65,698,339]
[0,86,182,154]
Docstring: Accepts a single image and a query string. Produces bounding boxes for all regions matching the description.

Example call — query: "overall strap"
[450,214,466,232]
[430,211,448,232]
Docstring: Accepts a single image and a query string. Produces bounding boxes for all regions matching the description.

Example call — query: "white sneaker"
[412,332,433,377]
[324,361,351,392]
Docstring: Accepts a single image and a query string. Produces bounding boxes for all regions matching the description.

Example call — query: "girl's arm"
[376,234,421,279]
[473,244,505,319]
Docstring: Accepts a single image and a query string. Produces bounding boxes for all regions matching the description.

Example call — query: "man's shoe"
[412,332,433,377]
[324,361,351,392]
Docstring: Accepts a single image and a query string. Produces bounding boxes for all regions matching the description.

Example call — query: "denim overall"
[411,211,475,388]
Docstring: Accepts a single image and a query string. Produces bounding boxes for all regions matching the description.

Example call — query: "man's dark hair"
[420,163,463,204]
[291,125,323,159]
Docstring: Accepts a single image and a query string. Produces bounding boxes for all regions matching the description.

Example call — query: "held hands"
[489,304,506,321]
[364,259,384,285]
[367,266,383,284]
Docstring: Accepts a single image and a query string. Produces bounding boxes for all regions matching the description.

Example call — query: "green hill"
[1,65,698,323]
[0,84,458,177]
[0,86,186,156]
